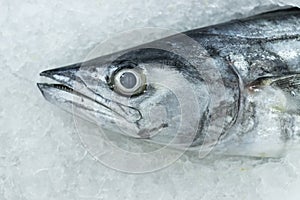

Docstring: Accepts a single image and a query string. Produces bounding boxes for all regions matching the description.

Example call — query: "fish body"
[38,8,300,157]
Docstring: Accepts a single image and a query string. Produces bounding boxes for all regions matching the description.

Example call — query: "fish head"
[38,37,237,150]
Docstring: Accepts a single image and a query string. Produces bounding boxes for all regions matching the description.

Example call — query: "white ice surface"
[1,0,300,199]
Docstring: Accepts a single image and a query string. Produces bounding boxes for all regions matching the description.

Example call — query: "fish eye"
[112,68,146,97]
[120,72,137,89]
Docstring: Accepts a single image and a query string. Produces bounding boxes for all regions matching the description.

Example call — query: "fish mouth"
[37,63,82,97]
[37,64,142,124]
[37,83,74,95]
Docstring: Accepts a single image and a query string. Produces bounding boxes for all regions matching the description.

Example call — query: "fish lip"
[37,64,83,99]
[39,63,81,77]
[36,82,111,115]
[37,83,75,97]
[36,82,104,108]
[39,63,81,87]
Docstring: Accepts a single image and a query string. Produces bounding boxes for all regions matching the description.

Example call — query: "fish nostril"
[105,75,109,82]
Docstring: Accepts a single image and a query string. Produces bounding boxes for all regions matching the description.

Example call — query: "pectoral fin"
[247,73,300,114]
[248,74,300,91]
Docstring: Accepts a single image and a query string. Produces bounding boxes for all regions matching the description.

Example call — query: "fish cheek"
[136,89,181,140]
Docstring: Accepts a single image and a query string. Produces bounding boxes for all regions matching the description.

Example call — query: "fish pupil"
[120,72,137,89]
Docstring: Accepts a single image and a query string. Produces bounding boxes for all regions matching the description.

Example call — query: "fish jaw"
[37,64,142,137]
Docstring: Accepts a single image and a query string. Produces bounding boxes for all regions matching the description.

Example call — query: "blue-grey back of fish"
[37,8,300,157]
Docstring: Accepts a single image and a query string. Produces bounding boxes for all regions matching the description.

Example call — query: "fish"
[37,8,300,157]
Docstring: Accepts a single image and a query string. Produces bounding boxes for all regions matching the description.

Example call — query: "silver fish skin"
[38,8,300,157]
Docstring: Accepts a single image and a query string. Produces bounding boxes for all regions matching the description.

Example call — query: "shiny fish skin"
[38,8,300,157]
[185,8,300,81]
